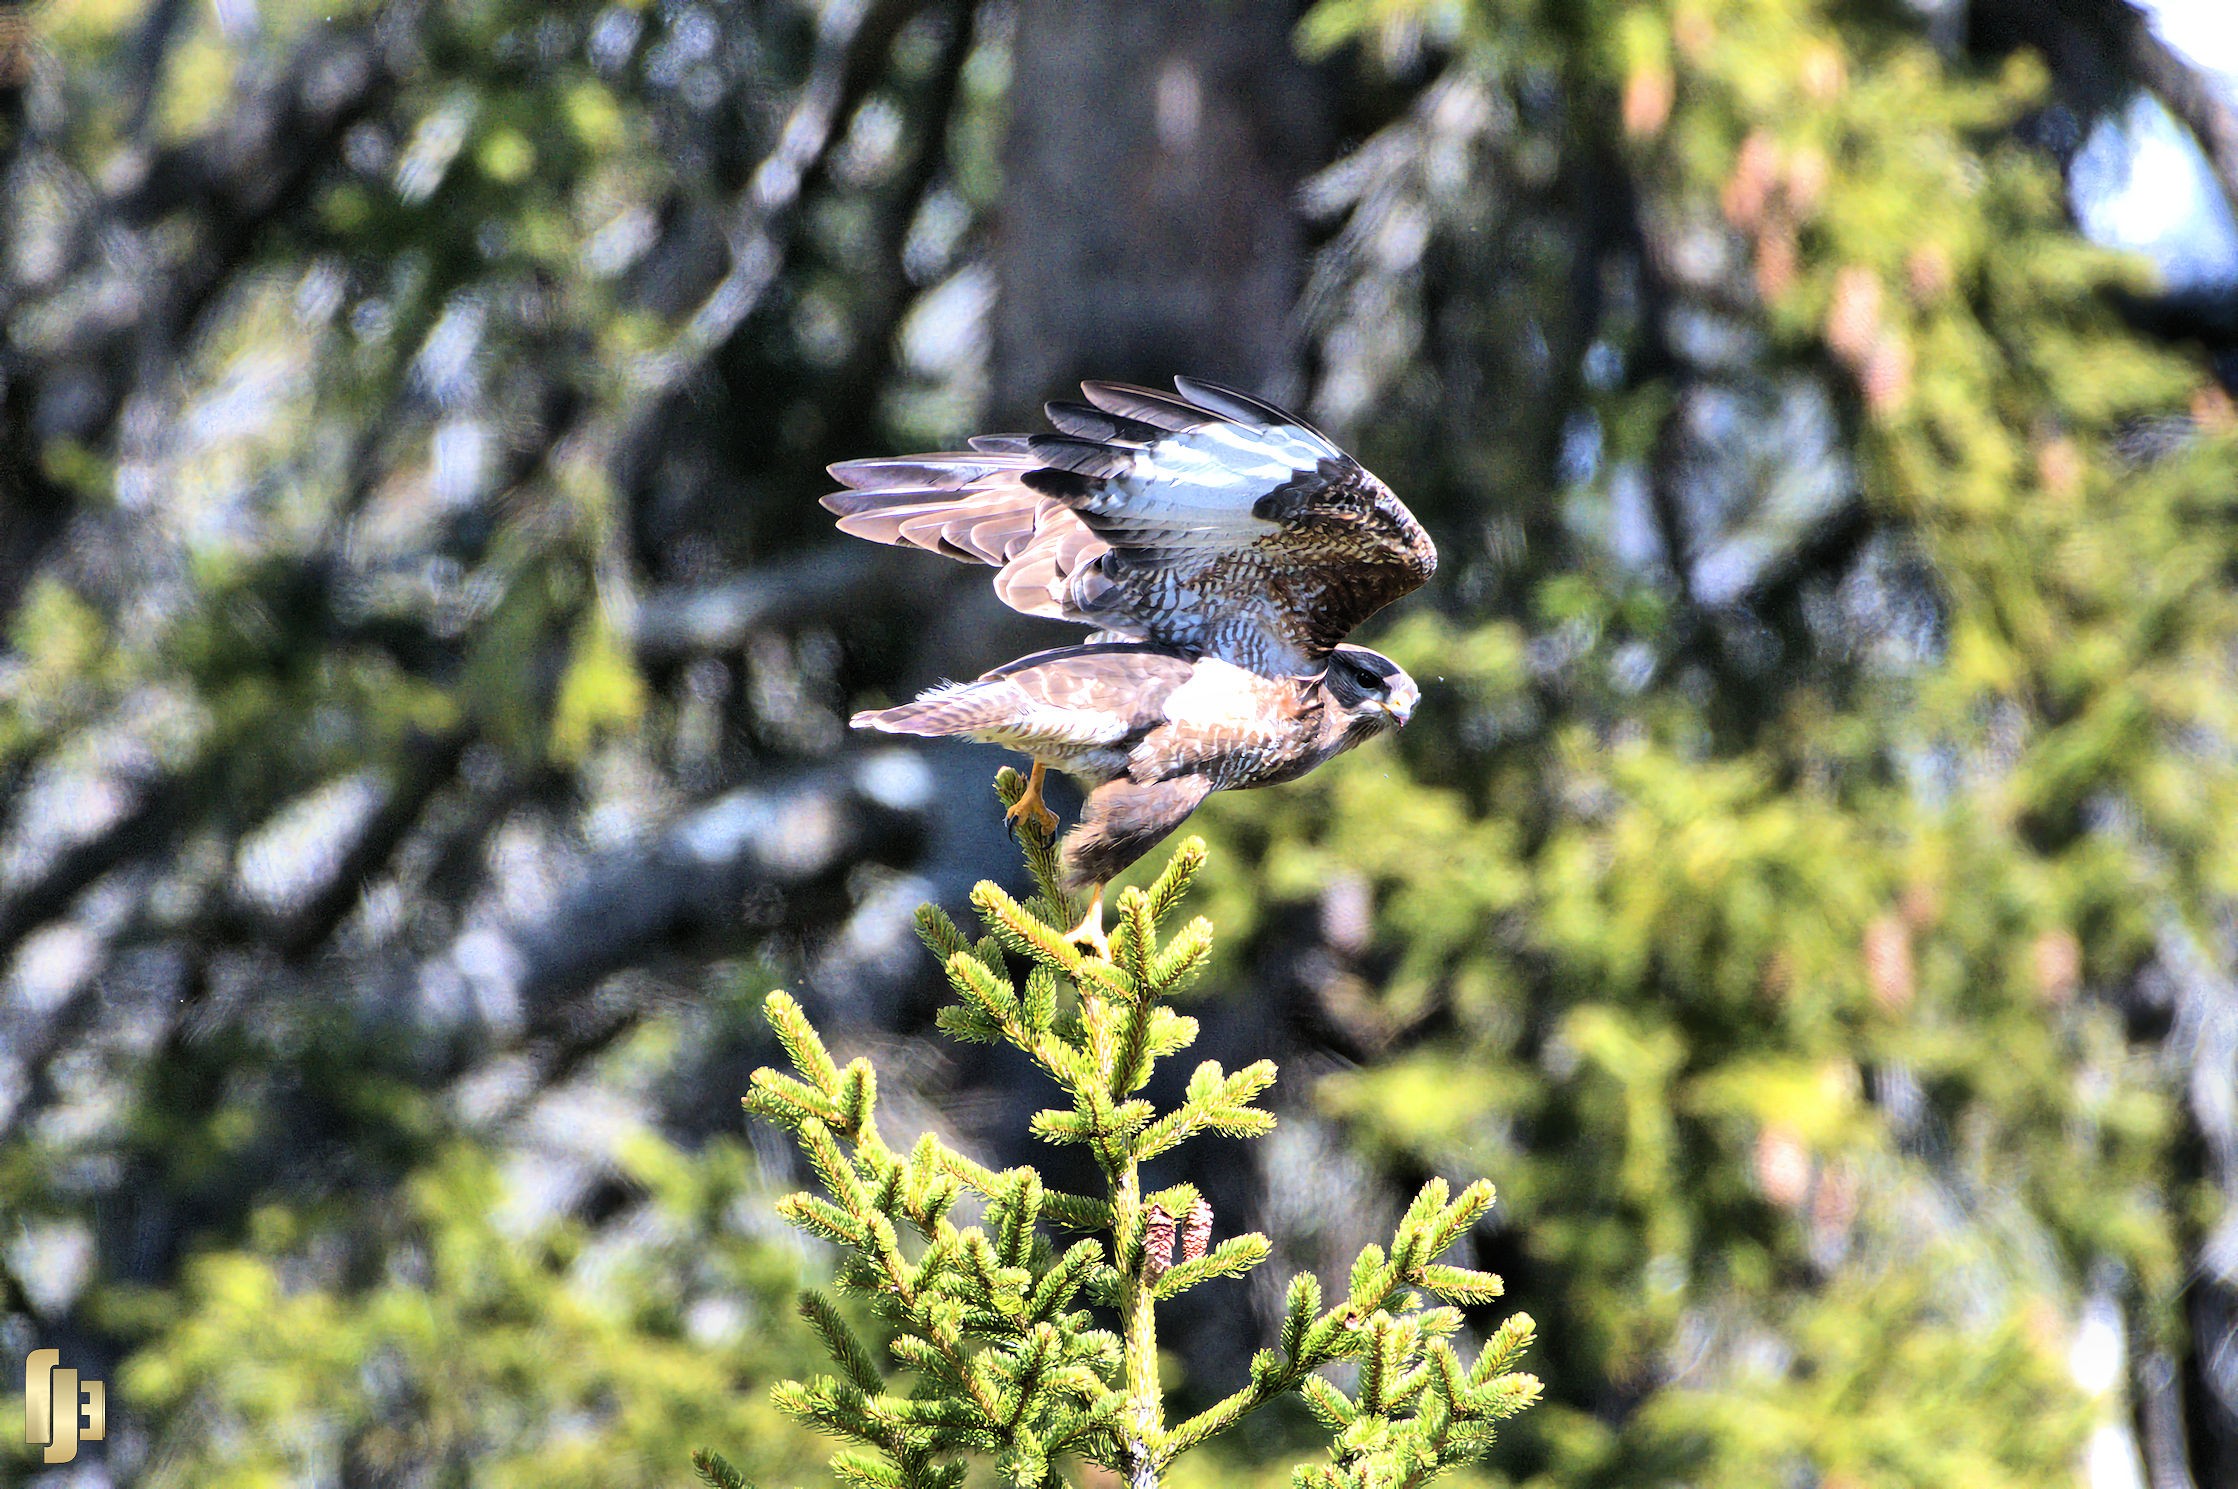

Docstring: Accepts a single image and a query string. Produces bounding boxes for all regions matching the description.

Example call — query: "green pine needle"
[690,1447,755,1489]
[725,775,1532,1486]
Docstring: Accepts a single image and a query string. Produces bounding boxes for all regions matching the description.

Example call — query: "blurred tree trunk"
[992,0,1329,418]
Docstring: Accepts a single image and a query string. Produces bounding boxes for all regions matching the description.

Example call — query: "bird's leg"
[1063,884,1108,960]
[1005,759,1060,840]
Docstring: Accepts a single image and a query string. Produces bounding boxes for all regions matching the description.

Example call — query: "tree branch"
[621,0,926,405]
[1971,0,2238,223]
[2115,1,2238,224]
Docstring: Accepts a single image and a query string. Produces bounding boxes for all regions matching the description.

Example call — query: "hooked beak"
[1373,698,1411,727]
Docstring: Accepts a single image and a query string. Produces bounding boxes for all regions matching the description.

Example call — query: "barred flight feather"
[819,376,1435,672]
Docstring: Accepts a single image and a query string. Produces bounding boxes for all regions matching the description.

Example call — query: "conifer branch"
[716,772,1537,1486]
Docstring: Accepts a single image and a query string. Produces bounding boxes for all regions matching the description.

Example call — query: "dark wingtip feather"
[1170,375,1303,429]
[1044,399,1165,444]
[1021,466,1099,500]
[1026,434,1139,479]
[1078,380,1219,432]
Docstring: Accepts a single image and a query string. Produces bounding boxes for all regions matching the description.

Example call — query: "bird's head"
[1323,644,1419,740]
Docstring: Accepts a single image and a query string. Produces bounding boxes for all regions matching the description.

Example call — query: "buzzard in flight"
[826,378,1434,952]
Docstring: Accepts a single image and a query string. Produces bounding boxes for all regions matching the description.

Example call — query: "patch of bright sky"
[2070,0,2238,289]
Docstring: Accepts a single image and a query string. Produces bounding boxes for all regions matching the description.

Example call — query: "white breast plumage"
[1159,658,1276,735]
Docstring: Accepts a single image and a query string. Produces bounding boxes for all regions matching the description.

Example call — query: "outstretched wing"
[821,378,1435,670]
[822,442,1110,625]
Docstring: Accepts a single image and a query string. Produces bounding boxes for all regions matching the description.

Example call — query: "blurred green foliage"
[115,1136,826,1489]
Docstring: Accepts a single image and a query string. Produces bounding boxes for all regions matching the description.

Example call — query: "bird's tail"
[850,680,1013,739]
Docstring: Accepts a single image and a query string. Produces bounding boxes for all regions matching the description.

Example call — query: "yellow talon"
[1006,760,1060,840]
[1063,886,1108,960]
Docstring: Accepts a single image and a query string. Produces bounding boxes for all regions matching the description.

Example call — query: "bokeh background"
[4,1,2238,1485]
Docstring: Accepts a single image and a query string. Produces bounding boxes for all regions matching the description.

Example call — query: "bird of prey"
[825,377,1434,951]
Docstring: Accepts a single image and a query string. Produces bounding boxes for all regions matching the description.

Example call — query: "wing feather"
[819,378,1436,667]
[828,454,1027,491]
[1023,434,1145,480]
[1078,380,1219,432]
[828,489,1051,565]
[1172,375,1327,436]
[1043,400,1169,444]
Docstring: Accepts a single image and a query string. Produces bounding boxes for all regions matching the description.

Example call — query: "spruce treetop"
[706,769,1539,1489]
